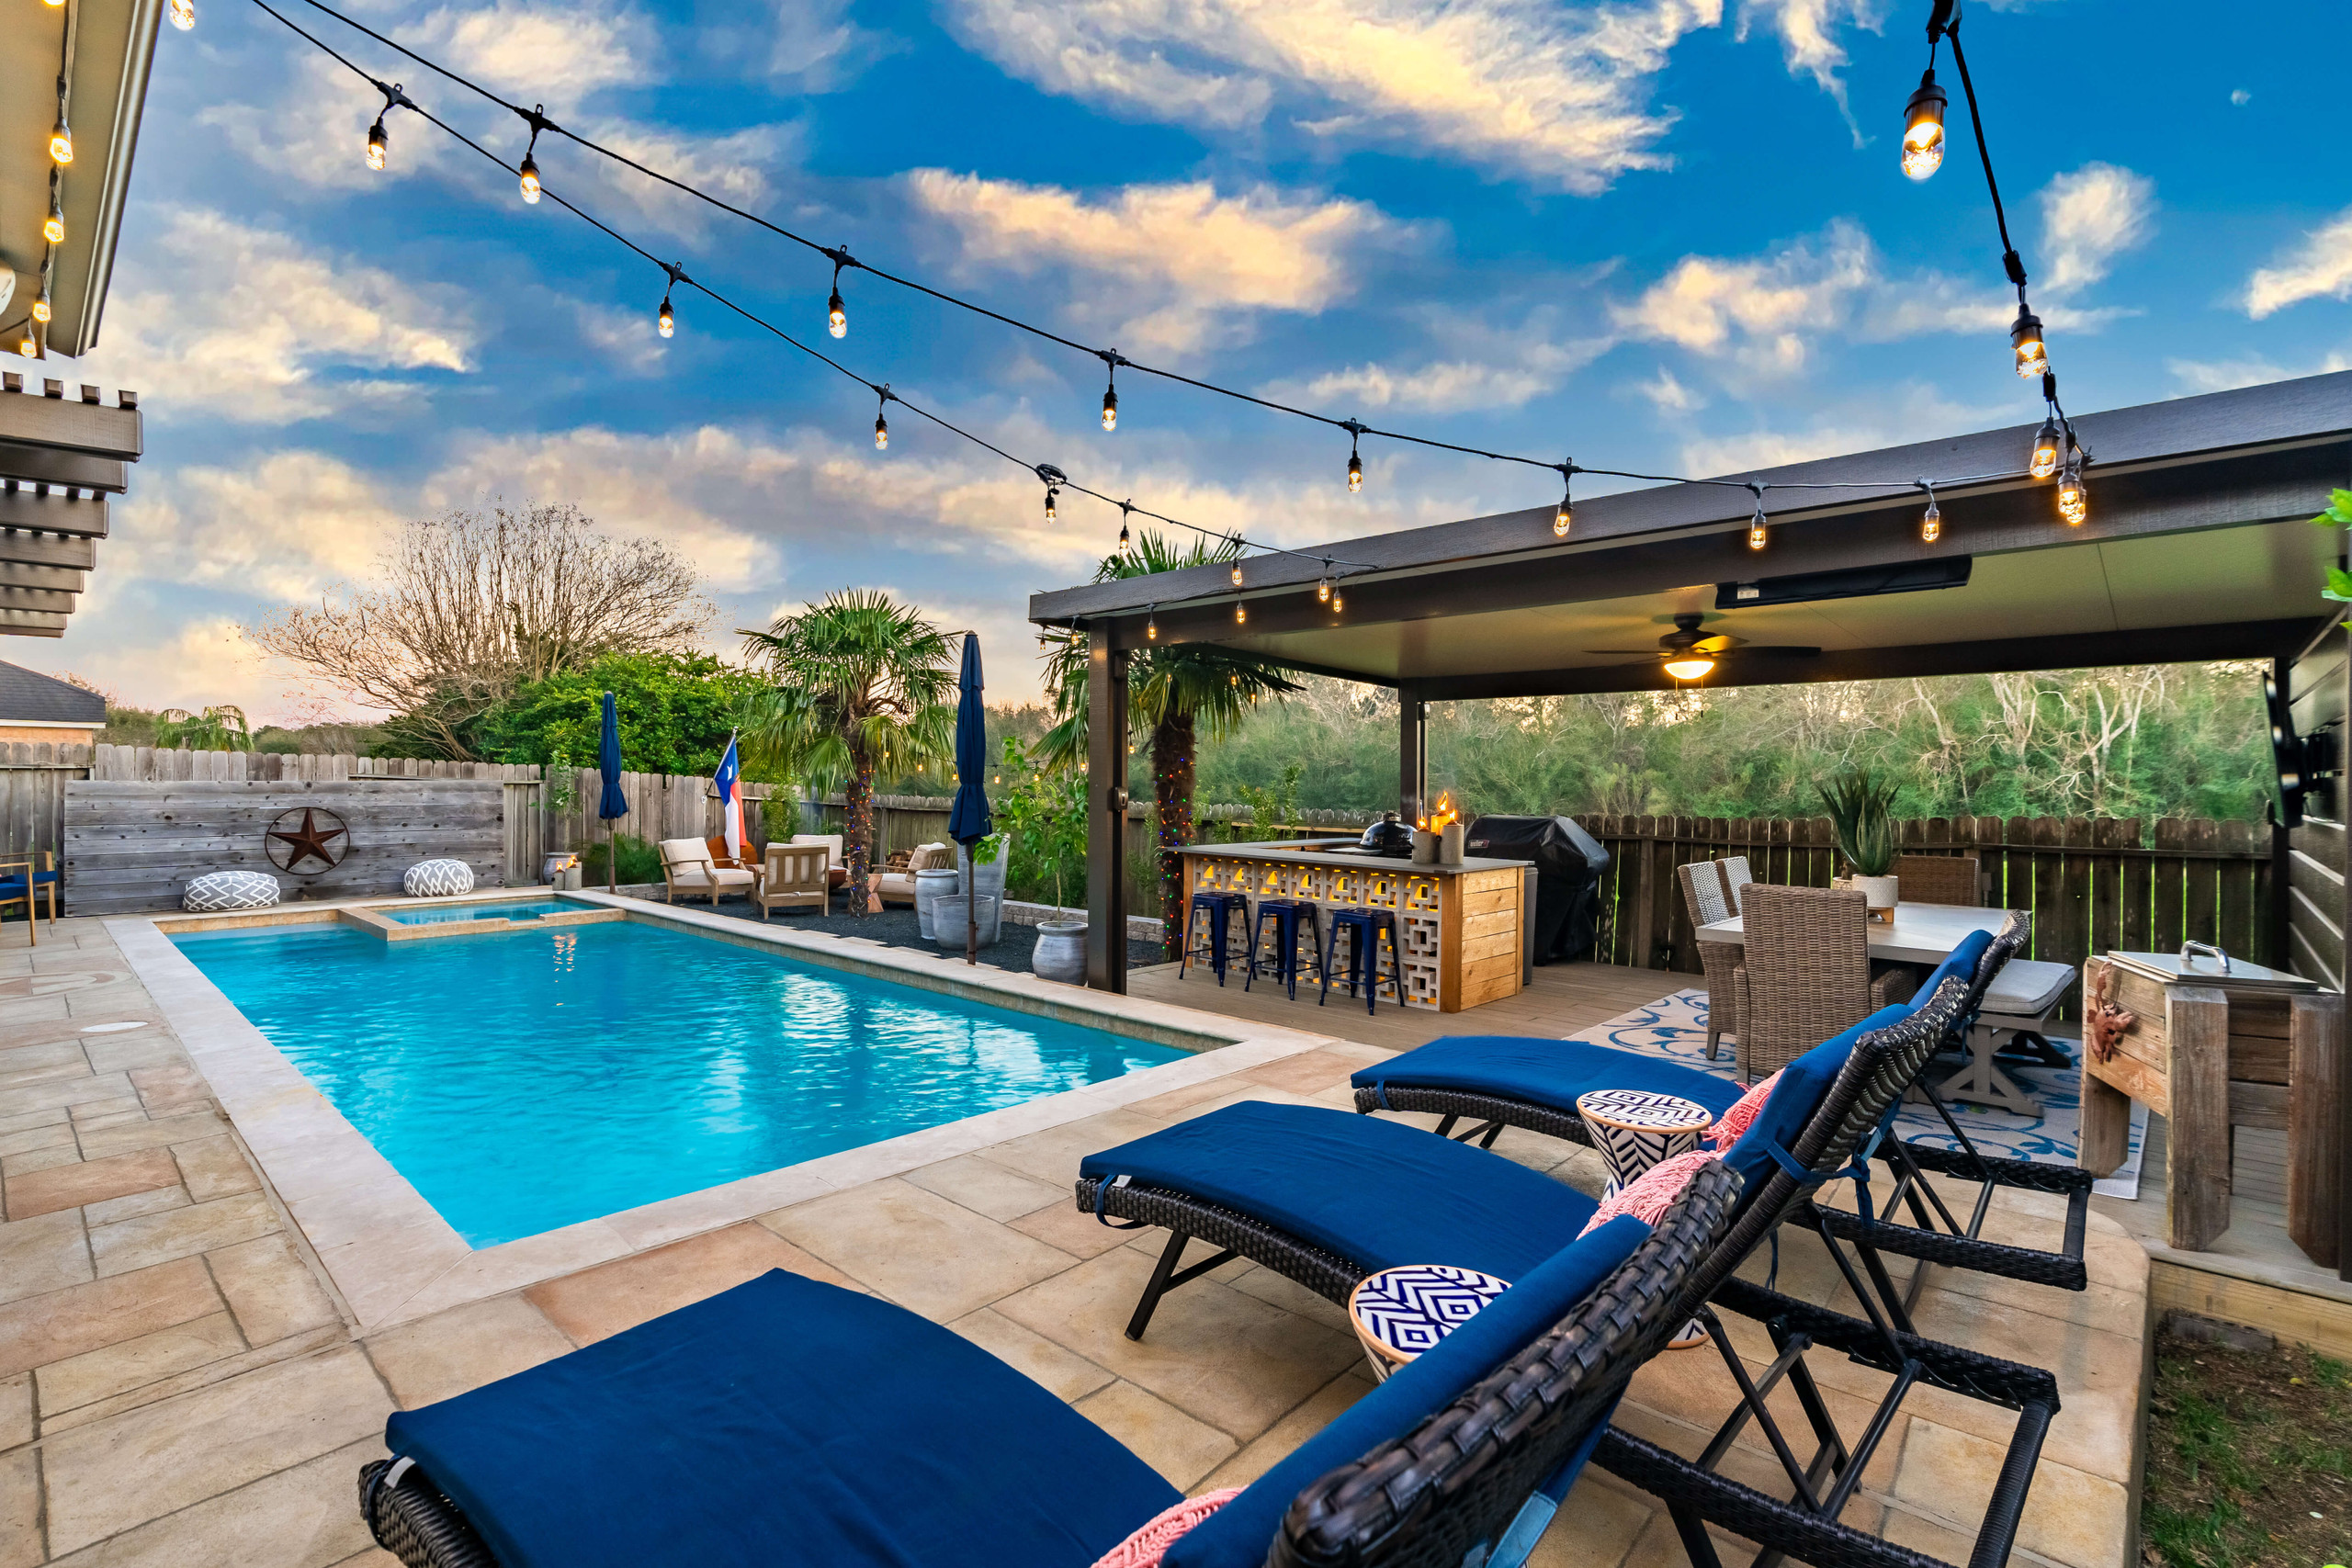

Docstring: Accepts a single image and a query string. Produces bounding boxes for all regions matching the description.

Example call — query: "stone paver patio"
[0,915,2145,1568]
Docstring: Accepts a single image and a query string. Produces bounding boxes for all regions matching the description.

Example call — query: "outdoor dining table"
[1694,900,2035,1109]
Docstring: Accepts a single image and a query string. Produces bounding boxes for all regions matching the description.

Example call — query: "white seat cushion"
[790,835,845,868]
[710,868,755,889]
[1980,959,2075,1018]
[661,838,712,866]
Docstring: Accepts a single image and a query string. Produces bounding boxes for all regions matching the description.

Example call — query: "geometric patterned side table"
[1576,1089,1715,1349]
[1346,1264,1512,1382]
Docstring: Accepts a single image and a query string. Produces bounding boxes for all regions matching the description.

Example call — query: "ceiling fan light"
[1663,656,1714,682]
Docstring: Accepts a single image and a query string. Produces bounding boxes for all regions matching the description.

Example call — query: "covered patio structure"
[1029,368,2352,1314]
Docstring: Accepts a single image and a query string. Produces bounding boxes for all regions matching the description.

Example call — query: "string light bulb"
[1117,505,1132,555]
[1747,496,1769,551]
[43,189,64,246]
[657,294,674,337]
[1235,602,1246,626]
[1554,464,1576,536]
[827,287,846,339]
[30,282,51,325]
[1347,445,1362,492]
[1044,487,1057,524]
[518,153,540,203]
[1330,589,1343,613]
[15,328,34,358]
[366,116,389,170]
[1230,560,1244,588]
[1317,560,1332,603]
[50,114,72,166]
[1101,380,1117,432]
[2009,306,2047,379]
[2056,456,2087,525]
[1901,70,1947,180]
[1920,495,1941,544]
[1146,605,1158,641]
[872,382,891,450]
[169,0,195,29]
[2028,415,2061,479]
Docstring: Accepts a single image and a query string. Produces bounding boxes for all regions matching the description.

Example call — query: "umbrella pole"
[607,818,616,894]
[967,880,977,966]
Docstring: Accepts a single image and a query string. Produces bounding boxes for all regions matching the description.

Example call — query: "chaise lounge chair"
[1078,978,2062,1568]
[1348,912,2100,1312]
[357,1168,1738,1568]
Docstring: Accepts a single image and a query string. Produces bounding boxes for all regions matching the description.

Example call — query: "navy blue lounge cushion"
[1166,1215,1652,1568]
[384,1269,1180,1568]
[1717,1003,1909,1194]
[1080,1100,1600,1281]
[1920,927,1996,1015]
[1351,1035,1746,1120]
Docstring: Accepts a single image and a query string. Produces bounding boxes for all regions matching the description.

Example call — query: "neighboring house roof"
[0,660,106,725]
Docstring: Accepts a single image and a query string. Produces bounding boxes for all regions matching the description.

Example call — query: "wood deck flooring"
[1125,958,1685,1051]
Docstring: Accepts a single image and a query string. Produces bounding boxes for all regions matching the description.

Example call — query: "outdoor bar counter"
[1178,841,1528,1011]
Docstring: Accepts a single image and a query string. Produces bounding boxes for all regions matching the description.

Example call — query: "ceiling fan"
[1583,612,1821,681]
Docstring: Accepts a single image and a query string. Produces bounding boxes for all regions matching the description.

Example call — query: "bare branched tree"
[248,503,713,758]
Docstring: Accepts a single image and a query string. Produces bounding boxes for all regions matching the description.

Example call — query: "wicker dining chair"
[1892,852,1981,906]
[1713,853,1753,912]
[1730,884,1915,1079]
[1676,861,1736,1060]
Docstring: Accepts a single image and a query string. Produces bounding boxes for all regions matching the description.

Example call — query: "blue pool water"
[173,920,1183,1246]
[380,898,585,925]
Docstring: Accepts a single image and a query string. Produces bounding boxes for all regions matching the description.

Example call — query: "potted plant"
[1818,769,1900,921]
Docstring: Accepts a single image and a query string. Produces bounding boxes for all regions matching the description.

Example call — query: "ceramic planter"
[933,893,1000,951]
[1032,920,1088,984]
[1850,874,1898,922]
[913,868,960,939]
[956,840,1008,947]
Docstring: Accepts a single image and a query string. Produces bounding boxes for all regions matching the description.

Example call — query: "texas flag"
[715,732,743,860]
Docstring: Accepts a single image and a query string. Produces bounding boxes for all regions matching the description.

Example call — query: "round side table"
[1576,1089,1715,1349]
[1346,1264,1511,1382]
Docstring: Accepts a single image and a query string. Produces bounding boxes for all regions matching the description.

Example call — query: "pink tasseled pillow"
[1577,1148,1718,1236]
[1091,1488,1244,1568]
[1707,1069,1781,1148]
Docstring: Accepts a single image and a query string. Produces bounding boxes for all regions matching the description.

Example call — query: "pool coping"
[109,891,1349,1332]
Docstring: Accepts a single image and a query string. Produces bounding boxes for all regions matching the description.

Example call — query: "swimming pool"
[173,919,1185,1246]
[379,898,585,926]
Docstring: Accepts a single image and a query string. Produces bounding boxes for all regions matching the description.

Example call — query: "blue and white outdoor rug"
[1568,989,2147,1200]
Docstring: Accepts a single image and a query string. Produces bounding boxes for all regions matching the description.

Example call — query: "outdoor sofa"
[1075,976,2063,1568]
[357,1170,1738,1568]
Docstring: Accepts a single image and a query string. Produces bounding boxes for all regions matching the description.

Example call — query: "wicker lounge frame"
[1090,983,2060,1568]
[355,1173,1742,1568]
[1352,912,2095,1315]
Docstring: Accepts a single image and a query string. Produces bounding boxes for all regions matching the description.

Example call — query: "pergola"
[1028,370,2349,998]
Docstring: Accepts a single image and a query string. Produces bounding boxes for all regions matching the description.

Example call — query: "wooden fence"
[1581,815,2276,1014]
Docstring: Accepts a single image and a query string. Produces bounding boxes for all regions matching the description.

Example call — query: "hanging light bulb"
[169,0,195,30]
[16,328,35,358]
[30,283,51,326]
[1920,497,1941,544]
[1747,494,1770,551]
[1117,516,1131,554]
[518,152,541,203]
[2056,457,2087,525]
[657,294,674,338]
[1901,70,1947,180]
[42,190,64,246]
[873,410,888,450]
[1146,606,1158,641]
[1347,447,1363,493]
[41,0,62,7]
[2010,306,2048,379]
[1317,563,1332,603]
[50,115,73,166]
[1330,589,1343,613]
[1230,561,1244,588]
[827,288,846,339]
[1554,468,1574,537]
[1101,380,1118,432]
[1235,602,1247,626]
[366,116,389,171]
[1044,486,1057,524]
[2028,415,2062,479]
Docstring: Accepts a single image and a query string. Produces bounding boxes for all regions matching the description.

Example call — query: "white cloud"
[940,0,1726,193]
[1673,385,2000,476]
[2039,163,2155,293]
[1261,311,1608,413]
[1612,219,1877,371]
[1634,367,1704,412]
[560,120,797,233]
[2230,88,2251,107]
[110,451,395,604]
[33,619,288,721]
[2245,207,2352,319]
[68,209,471,423]
[907,171,1407,354]
[1735,0,1883,137]
[413,0,657,112]
[2167,350,2352,396]
[756,0,897,89]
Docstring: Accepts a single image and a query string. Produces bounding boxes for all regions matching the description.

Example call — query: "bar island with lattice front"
[1177,842,1528,1011]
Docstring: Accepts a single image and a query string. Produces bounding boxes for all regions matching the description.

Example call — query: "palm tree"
[741,590,956,914]
[1040,531,1302,955]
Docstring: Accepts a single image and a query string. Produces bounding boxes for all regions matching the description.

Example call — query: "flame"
[1423,792,1461,832]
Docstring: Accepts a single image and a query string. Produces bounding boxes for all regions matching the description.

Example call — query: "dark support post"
[1398,682,1428,823]
[1086,628,1130,994]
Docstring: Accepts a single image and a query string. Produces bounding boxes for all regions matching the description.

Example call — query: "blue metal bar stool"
[1180,890,1250,985]
[1242,898,1324,1000]
[1321,908,1403,1014]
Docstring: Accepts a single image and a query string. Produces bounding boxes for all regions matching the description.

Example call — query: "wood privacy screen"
[1578,815,2278,1015]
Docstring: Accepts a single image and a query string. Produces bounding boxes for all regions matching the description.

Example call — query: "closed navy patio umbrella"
[597,691,628,892]
[946,635,992,965]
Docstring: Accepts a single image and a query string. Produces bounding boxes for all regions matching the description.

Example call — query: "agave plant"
[1817,769,1898,878]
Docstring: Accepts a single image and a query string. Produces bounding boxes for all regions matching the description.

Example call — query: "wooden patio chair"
[1730,884,1915,1079]
[756,844,829,919]
[0,851,60,943]
[1892,852,1980,906]
[658,838,755,907]
[1676,861,1736,1060]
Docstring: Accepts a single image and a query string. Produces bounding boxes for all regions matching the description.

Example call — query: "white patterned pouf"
[402,859,475,897]
[1347,1264,1512,1381]
[182,871,281,912]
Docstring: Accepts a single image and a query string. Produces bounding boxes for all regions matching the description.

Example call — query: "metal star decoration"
[266,807,348,872]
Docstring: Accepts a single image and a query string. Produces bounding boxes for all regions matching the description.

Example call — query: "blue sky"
[13,0,2352,716]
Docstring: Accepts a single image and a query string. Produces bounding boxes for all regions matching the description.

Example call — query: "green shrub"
[579,833,664,886]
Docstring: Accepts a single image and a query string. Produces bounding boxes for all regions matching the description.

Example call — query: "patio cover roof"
[1028,371,2350,697]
